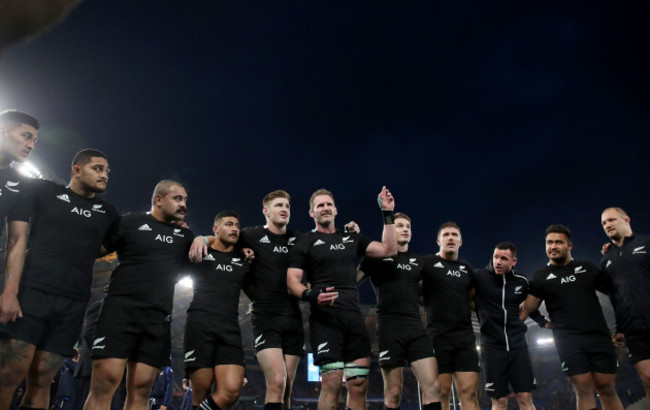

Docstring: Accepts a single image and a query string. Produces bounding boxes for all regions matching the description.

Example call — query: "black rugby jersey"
[529,260,610,338]
[21,179,119,299]
[103,212,194,320]
[288,230,370,312]
[473,267,535,350]
[360,251,422,323]
[187,248,251,321]
[421,254,474,337]
[0,166,31,232]
[239,225,300,316]
[601,234,650,332]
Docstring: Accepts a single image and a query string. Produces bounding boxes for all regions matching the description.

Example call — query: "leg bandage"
[319,361,344,375]
[344,363,369,380]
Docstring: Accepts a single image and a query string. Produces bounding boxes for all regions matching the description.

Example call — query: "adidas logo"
[314,239,325,246]
[259,235,270,244]
[57,194,70,203]
[138,224,152,231]
[203,254,215,261]
[546,273,557,280]
[434,262,444,268]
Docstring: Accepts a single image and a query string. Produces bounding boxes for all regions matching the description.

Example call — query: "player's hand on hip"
[0,293,23,324]
[317,287,339,307]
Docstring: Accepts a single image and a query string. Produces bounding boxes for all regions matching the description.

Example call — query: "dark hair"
[152,179,184,205]
[545,224,572,241]
[0,109,40,130]
[394,212,411,223]
[263,190,290,206]
[495,241,517,257]
[214,210,240,225]
[437,221,461,238]
[71,149,107,167]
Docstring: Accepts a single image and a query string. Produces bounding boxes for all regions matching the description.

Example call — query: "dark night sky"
[1,1,650,294]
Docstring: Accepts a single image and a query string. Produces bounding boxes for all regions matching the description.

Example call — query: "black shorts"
[0,287,86,357]
[377,318,433,368]
[432,333,480,374]
[309,309,371,366]
[184,314,244,369]
[624,328,650,364]
[555,332,617,375]
[91,319,171,369]
[252,313,305,356]
[481,345,535,398]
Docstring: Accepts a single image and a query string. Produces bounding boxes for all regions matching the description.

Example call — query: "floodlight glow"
[537,337,554,346]
[14,161,43,179]
[178,276,193,288]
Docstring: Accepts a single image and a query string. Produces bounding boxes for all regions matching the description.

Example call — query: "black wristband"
[382,210,395,224]
[301,288,320,303]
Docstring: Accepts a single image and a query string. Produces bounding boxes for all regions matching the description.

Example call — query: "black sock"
[199,396,222,410]
[265,403,284,410]
[423,403,441,410]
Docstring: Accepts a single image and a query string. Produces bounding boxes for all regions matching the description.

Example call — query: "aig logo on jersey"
[397,263,413,271]
[214,263,233,272]
[560,275,576,284]
[155,234,174,243]
[71,207,92,218]
[274,246,289,253]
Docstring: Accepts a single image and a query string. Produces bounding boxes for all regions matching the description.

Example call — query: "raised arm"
[365,186,397,258]
[0,220,29,323]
